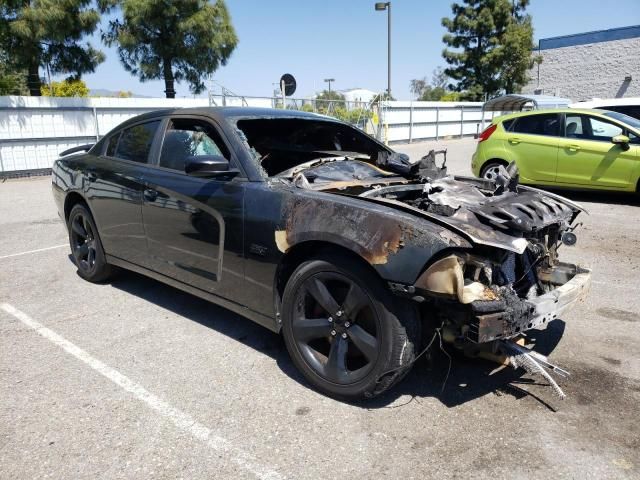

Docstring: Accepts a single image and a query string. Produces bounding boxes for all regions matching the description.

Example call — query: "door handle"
[508,137,521,144]
[143,188,158,202]
[85,171,97,182]
[567,144,581,152]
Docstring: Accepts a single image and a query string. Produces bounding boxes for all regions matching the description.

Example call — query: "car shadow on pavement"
[106,268,289,357]
[363,319,567,412]
[106,265,568,411]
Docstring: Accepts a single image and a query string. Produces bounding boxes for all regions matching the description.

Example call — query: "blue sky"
[76,0,640,99]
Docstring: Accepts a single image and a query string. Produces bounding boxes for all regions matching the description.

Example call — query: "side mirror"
[612,134,630,151]
[185,155,239,178]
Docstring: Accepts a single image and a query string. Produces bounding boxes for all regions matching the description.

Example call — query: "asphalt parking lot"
[1,137,639,479]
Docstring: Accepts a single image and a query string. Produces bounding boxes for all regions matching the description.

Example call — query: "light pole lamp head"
[375,2,389,11]
[324,78,335,83]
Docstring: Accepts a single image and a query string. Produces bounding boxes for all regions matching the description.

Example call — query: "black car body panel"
[52,107,590,346]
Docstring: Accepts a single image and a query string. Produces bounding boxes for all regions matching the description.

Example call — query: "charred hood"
[311,166,584,254]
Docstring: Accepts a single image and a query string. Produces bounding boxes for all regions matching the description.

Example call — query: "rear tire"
[67,204,114,283]
[481,160,507,180]
[281,252,420,400]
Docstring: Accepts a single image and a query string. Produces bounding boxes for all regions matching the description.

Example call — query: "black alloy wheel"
[282,253,419,400]
[70,211,98,274]
[67,204,113,282]
[291,271,380,385]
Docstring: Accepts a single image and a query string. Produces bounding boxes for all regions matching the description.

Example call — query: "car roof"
[495,108,620,121]
[571,97,640,108]
[114,106,330,131]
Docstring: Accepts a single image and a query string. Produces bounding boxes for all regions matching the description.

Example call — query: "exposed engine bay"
[303,153,590,398]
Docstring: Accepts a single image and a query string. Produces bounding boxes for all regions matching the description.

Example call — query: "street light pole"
[375,2,391,98]
[324,78,335,94]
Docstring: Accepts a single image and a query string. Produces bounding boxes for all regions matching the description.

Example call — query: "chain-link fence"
[208,93,387,140]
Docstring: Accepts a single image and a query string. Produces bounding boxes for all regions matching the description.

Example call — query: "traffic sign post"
[279,73,296,108]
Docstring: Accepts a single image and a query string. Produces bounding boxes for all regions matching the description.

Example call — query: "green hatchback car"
[471,108,640,192]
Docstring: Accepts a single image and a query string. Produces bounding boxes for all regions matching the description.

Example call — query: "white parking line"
[0,244,68,260]
[0,303,282,480]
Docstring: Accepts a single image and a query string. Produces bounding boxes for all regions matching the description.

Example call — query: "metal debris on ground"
[500,340,570,400]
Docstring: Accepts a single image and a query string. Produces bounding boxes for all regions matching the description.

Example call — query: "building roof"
[538,25,640,50]
[482,94,571,112]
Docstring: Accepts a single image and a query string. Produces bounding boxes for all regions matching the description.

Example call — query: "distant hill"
[89,88,151,98]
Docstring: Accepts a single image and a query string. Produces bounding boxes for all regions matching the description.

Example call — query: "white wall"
[0,96,494,172]
[523,37,640,101]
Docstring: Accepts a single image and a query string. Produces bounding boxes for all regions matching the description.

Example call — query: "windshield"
[235,117,391,177]
[602,110,640,132]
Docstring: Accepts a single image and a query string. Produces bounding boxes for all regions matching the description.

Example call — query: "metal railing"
[0,95,498,173]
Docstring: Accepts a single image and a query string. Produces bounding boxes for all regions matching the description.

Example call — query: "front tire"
[281,252,419,400]
[67,203,114,282]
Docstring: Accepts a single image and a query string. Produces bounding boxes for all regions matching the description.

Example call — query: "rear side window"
[511,113,560,136]
[114,121,161,163]
[159,118,230,171]
[502,119,515,131]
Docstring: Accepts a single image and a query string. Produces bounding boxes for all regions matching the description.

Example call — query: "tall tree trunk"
[163,58,175,99]
[27,62,41,96]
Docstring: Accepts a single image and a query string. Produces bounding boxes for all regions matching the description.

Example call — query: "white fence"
[382,100,495,143]
[0,95,497,173]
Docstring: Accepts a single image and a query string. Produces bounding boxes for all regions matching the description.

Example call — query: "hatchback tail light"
[478,123,497,142]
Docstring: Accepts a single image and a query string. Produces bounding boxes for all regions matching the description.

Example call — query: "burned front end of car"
[358,162,591,352]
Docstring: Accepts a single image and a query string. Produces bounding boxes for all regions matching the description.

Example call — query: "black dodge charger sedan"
[52,107,591,400]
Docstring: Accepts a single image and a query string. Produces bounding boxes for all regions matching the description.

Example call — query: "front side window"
[106,133,120,157]
[159,118,230,171]
[511,113,560,136]
[114,121,161,163]
[564,114,584,138]
[587,117,623,141]
[565,115,623,142]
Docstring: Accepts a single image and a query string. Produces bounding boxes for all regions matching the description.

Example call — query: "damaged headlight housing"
[415,253,498,304]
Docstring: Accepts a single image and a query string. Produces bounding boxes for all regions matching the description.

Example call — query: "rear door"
[141,115,246,301]
[503,112,561,182]
[86,120,161,267]
[557,113,635,188]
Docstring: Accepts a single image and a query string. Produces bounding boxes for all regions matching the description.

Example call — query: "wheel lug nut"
[344,322,350,328]
[330,330,336,336]
[341,333,348,339]
[328,317,333,322]
[336,310,343,317]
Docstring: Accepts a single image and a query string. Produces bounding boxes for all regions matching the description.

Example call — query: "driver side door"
[141,115,246,302]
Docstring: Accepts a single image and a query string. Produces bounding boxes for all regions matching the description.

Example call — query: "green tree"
[409,77,427,99]
[0,48,27,95]
[440,91,462,101]
[102,0,238,98]
[410,68,451,100]
[0,0,104,96]
[441,0,536,100]
[371,92,395,103]
[315,89,346,102]
[41,78,89,97]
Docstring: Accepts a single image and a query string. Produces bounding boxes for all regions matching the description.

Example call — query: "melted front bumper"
[468,263,592,343]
